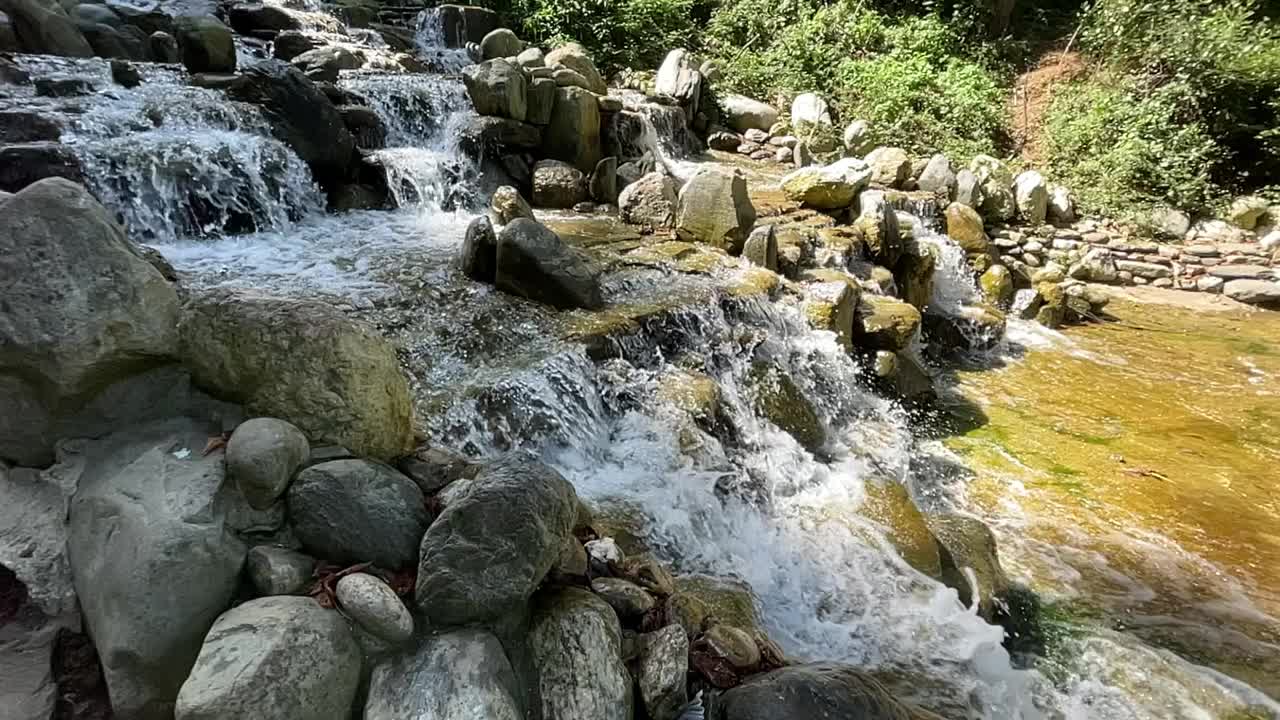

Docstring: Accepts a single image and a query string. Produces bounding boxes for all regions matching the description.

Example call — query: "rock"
[842,120,871,155]
[480,27,520,60]
[721,93,778,133]
[1068,247,1119,284]
[178,289,412,460]
[708,131,741,152]
[619,172,678,228]
[228,3,300,34]
[288,460,427,569]
[743,224,778,271]
[1115,259,1172,280]
[460,214,499,282]
[590,577,655,619]
[1228,195,1269,230]
[779,157,872,210]
[790,92,831,126]
[944,202,988,255]
[542,86,601,172]
[970,155,1015,222]
[1223,279,1280,306]
[532,159,586,208]
[490,185,534,226]
[0,178,180,466]
[853,295,921,353]
[545,42,605,94]
[656,48,701,108]
[1048,184,1075,224]
[175,596,360,720]
[67,419,246,719]
[246,545,314,596]
[700,623,759,670]
[676,167,756,253]
[0,464,76,621]
[518,75,552,126]
[364,630,521,720]
[915,154,955,195]
[802,280,858,350]
[529,587,633,720]
[552,67,592,91]
[291,45,360,83]
[173,15,234,73]
[856,190,903,267]
[271,29,319,60]
[2,0,93,57]
[1151,207,1192,238]
[336,105,385,151]
[1013,170,1049,225]
[864,147,911,188]
[0,109,61,143]
[396,445,479,496]
[714,663,926,720]
[110,59,141,87]
[954,169,982,208]
[638,625,689,720]
[416,454,578,625]
[516,46,544,67]
[336,573,413,645]
[979,265,1013,306]
[1207,264,1272,280]
[894,241,936,311]
[463,58,527,123]
[494,218,603,309]
[747,362,825,455]
[1196,275,1225,293]
[590,156,618,203]
[225,417,309,510]
[229,60,353,186]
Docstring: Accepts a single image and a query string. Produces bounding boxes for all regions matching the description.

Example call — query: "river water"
[4,6,1278,718]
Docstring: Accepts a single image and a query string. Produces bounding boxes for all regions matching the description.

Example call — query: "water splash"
[413,6,474,73]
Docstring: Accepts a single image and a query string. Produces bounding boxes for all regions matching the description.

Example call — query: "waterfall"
[413,7,474,73]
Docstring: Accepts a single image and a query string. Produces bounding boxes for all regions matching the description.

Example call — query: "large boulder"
[175,596,361,720]
[178,288,414,460]
[0,141,84,193]
[1224,279,1280,306]
[1068,247,1119,284]
[714,663,931,720]
[228,60,354,186]
[526,76,556,125]
[864,147,911,188]
[541,86,601,172]
[779,158,873,210]
[637,625,689,720]
[365,630,522,720]
[618,172,677,228]
[0,178,180,466]
[970,155,1016,222]
[721,93,778,133]
[494,218,604,309]
[415,454,579,625]
[173,15,234,73]
[676,167,756,254]
[953,168,982,208]
[655,48,701,108]
[288,460,428,569]
[1,0,93,57]
[67,418,247,720]
[479,27,521,60]
[790,92,831,126]
[545,42,605,95]
[1014,170,1049,225]
[943,202,989,255]
[228,2,301,34]
[463,58,528,122]
[531,159,587,208]
[915,154,955,195]
[529,587,633,720]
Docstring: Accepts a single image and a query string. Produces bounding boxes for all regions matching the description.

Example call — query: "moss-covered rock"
[746,361,826,454]
[944,202,989,255]
[852,295,921,353]
[979,265,1013,307]
[861,481,942,578]
[801,280,859,351]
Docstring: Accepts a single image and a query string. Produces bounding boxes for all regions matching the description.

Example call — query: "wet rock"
[396,446,479,496]
[529,587,633,720]
[246,545,314,596]
[1223,279,1280,306]
[416,454,579,625]
[365,629,521,720]
[0,141,84,193]
[1014,170,1049,226]
[545,42,605,94]
[542,85,601,172]
[638,625,689,720]
[853,295,921,353]
[229,60,354,187]
[271,29,319,60]
[802,280,858,350]
[619,552,676,596]
[110,59,140,87]
[927,512,1009,618]
[464,58,527,122]
[490,184,534,226]
[747,362,825,455]
[700,623,759,670]
[656,48,701,108]
[178,288,412,459]
[68,419,246,719]
[461,214,498,282]
[980,264,1013,306]
[463,115,542,152]
[339,105,386,150]
[531,159,586,208]
[915,154,955,196]
[790,92,831,126]
[743,223,778,271]
[894,240,936,312]
[146,29,179,61]
[173,15,234,73]
[336,573,413,645]
[861,480,941,577]
[0,109,60,143]
[970,155,1015,222]
[715,663,928,720]
[780,157,873,210]
[2,0,92,57]
[291,45,360,83]
[495,218,603,309]
[943,201,988,255]
[225,417,309,510]
[590,577,655,619]
[676,167,756,254]
[923,304,1006,353]
[721,93,777,133]
[0,178,179,466]
[288,460,427,569]
[590,156,618,204]
[864,147,911,188]
[175,596,360,720]
[228,2,301,34]
[619,171,677,228]
[856,190,903,267]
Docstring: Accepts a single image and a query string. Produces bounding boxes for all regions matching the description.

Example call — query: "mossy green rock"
[746,361,826,454]
[944,202,989,255]
[979,264,1013,306]
[852,295,922,353]
[862,481,942,578]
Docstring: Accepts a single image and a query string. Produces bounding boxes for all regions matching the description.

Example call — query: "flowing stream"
[5,7,1278,718]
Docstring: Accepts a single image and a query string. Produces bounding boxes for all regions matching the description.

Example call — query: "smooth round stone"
[336,573,413,645]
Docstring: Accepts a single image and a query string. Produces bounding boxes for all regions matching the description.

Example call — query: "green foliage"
[499,0,707,72]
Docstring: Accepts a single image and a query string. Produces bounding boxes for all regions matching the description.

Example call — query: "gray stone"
[953,168,982,208]
[0,178,180,466]
[970,155,1015,222]
[1227,196,1269,230]
[271,29,319,60]
[676,167,756,253]
[480,27,521,60]
[228,3,300,33]
[495,218,603,309]
[0,464,76,620]
[590,577,655,618]
[1047,184,1075,224]
[541,86,601,172]
[246,545,314,596]
[655,48,700,108]
[490,184,535,226]
[526,76,555,125]
[396,445,479,496]
[1224,279,1280,305]
[1115,259,1173,280]
[68,418,246,719]
[915,154,955,195]
[552,67,592,91]
[226,417,309,510]
[532,159,586,208]
[288,460,428,569]
[530,587,632,720]
[842,120,871,155]
[336,573,413,645]
[461,214,498,282]
[857,190,903,267]
[619,172,677,228]
[1068,248,1119,284]
[516,46,544,67]
[1207,264,1272,280]
[779,157,872,209]
[175,596,360,720]
[638,625,689,720]
[290,45,360,83]
[365,630,521,720]
[416,454,579,625]
[790,92,831,126]
[590,156,618,204]
[714,663,925,720]
[173,15,234,73]
[721,93,777,133]
[2,0,92,57]
[864,147,911,188]
[463,58,527,122]
[1014,170,1049,225]
[743,224,778,271]
[1151,207,1191,238]
[545,42,605,95]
